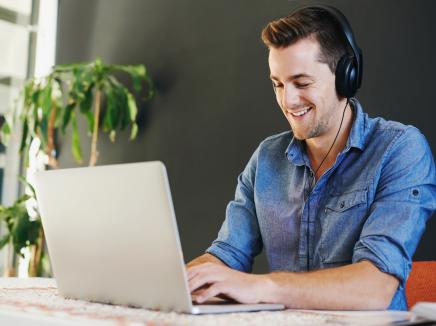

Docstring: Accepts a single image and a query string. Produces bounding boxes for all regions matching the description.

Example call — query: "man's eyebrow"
[269,73,313,81]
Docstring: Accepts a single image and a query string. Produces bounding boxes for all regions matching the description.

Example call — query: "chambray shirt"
[207,99,436,310]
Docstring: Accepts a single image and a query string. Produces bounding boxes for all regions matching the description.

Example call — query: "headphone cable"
[312,98,350,179]
[306,98,350,271]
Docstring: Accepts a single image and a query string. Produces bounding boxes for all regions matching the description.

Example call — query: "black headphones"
[300,5,363,98]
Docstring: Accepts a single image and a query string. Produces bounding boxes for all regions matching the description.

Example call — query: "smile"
[289,107,312,117]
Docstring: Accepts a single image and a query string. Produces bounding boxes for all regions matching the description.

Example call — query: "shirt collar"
[285,136,306,166]
[346,98,366,151]
[285,98,366,165]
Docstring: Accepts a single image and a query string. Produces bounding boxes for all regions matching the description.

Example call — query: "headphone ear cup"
[335,55,357,98]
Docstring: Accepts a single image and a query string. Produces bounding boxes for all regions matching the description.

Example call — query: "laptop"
[33,161,284,314]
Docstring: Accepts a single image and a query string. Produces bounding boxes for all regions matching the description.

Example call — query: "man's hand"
[186,259,398,309]
[187,262,268,304]
[186,253,225,269]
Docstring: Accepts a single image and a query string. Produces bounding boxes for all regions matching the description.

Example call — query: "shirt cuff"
[206,241,252,272]
[352,237,410,288]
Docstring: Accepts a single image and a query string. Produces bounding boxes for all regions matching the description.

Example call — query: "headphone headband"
[313,5,363,90]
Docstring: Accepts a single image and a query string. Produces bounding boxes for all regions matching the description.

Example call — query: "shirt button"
[339,201,345,209]
[412,189,419,196]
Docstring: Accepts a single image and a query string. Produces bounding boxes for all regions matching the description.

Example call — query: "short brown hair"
[261,7,351,73]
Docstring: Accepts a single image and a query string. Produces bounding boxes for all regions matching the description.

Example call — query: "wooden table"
[0,277,420,325]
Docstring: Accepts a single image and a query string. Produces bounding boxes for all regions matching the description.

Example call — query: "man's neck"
[305,102,354,180]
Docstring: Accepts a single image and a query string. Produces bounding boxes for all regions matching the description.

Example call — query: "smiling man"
[187,6,436,310]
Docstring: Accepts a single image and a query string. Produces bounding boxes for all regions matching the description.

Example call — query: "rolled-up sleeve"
[352,127,436,288]
[206,147,263,273]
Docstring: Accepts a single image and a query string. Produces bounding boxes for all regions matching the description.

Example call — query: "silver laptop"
[33,161,284,314]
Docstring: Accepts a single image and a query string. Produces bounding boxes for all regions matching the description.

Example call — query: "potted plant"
[0,58,154,276]
[2,57,154,167]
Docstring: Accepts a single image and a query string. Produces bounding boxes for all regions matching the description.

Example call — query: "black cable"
[306,98,350,271]
[313,98,350,178]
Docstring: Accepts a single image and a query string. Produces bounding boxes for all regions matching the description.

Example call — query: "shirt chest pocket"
[325,189,367,213]
[319,188,369,266]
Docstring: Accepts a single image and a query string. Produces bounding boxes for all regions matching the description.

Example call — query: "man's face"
[268,37,342,141]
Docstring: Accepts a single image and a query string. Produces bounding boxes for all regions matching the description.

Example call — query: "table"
[0,277,421,325]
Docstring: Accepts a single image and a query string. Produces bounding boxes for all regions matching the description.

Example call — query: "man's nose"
[281,85,299,110]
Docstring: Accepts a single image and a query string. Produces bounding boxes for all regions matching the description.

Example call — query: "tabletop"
[0,277,421,326]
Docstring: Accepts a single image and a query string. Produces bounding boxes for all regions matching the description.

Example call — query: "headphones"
[300,5,363,98]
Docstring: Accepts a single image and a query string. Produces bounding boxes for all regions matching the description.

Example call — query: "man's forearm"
[261,260,399,310]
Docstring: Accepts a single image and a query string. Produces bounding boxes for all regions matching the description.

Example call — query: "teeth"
[291,108,310,116]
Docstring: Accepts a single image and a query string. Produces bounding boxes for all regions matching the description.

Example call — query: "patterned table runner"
[0,277,414,326]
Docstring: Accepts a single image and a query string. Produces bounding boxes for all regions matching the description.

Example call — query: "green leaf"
[2,207,15,229]
[38,83,52,149]
[41,83,53,117]
[79,84,94,114]
[102,80,121,133]
[108,64,146,92]
[31,88,41,107]
[31,98,40,136]
[0,234,10,250]
[85,111,94,136]
[23,144,31,168]
[54,61,90,72]
[103,87,115,132]
[94,57,104,81]
[0,209,9,223]
[54,107,63,129]
[39,118,48,149]
[127,92,137,122]
[19,176,37,199]
[11,207,41,256]
[19,117,29,153]
[107,76,128,131]
[71,112,83,164]
[23,80,36,108]
[130,122,138,140]
[0,121,11,145]
[131,65,146,92]
[70,69,82,102]
[15,194,31,205]
[110,98,120,131]
[61,103,76,134]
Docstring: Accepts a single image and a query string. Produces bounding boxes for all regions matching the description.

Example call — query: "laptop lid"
[34,161,194,313]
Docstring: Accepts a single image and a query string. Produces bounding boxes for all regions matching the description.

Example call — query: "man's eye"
[272,83,283,88]
[295,83,309,88]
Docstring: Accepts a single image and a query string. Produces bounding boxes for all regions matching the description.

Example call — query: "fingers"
[191,286,208,296]
[188,269,218,293]
[187,267,198,282]
[187,263,225,293]
[195,283,223,304]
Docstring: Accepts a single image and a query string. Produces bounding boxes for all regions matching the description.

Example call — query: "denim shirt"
[207,99,436,310]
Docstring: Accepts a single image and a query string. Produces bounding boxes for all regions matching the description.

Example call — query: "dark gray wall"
[56,0,436,272]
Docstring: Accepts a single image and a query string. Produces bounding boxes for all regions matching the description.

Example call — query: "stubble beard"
[291,114,329,141]
[290,101,340,141]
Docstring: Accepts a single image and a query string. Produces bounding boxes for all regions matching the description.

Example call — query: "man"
[187,6,436,310]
